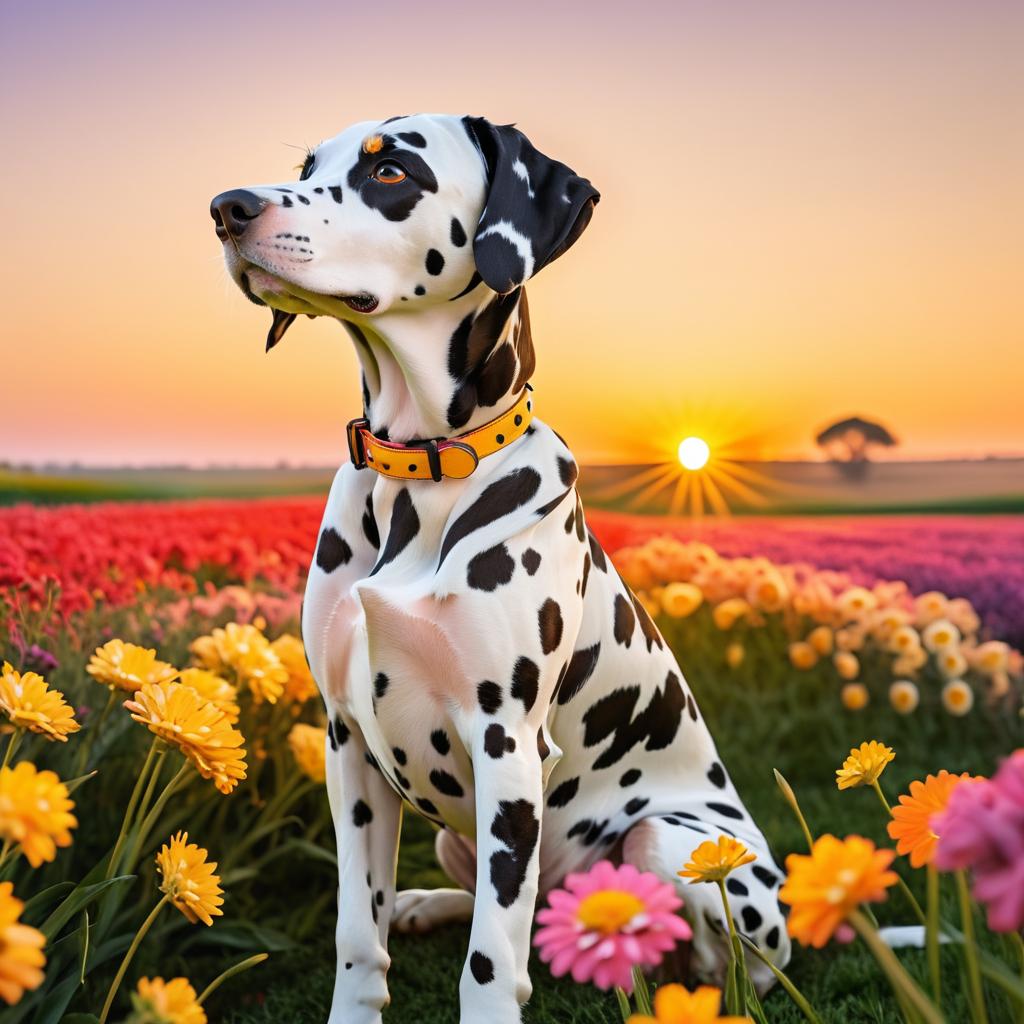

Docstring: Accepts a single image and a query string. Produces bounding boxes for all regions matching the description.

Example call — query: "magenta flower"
[933,750,1024,931]
[533,860,692,992]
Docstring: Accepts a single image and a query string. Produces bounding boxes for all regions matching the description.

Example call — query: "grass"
[210,612,1022,1024]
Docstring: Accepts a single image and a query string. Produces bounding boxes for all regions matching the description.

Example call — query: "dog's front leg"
[325,713,402,1024]
[459,718,544,1024]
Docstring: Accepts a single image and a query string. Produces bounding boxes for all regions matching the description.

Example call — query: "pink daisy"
[533,860,692,992]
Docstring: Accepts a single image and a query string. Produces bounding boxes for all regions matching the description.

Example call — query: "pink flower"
[533,860,692,992]
[933,750,1024,932]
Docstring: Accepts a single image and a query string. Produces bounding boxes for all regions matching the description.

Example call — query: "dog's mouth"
[339,293,379,314]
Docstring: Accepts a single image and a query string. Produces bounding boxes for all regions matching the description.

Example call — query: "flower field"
[0,497,1022,1023]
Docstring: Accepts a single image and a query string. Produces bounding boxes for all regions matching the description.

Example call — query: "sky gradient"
[3,0,1022,465]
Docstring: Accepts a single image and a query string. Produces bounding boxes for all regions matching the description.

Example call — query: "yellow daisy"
[155,832,224,926]
[0,663,80,742]
[0,762,77,867]
[679,836,756,884]
[0,882,45,1005]
[177,668,240,725]
[87,640,177,693]
[836,741,894,791]
[124,682,247,794]
[840,682,869,711]
[271,634,318,703]
[131,976,206,1024]
[660,583,704,619]
[288,723,326,783]
[192,624,287,704]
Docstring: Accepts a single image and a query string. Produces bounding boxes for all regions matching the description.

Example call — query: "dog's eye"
[373,162,406,184]
[298,152,316,181]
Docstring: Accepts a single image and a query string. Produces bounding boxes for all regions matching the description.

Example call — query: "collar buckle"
[422,439,444,482]
[346,416,370,470]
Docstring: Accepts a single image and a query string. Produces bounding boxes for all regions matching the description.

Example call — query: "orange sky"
[3,0,1022,465]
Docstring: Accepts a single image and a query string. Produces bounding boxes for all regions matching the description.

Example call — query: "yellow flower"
[887,771,980,868]
[886,625,922,656]
[937,648,968,679]
[155,832,224,926]
[124,682,247,794]
[840,682,869,711]
[0,663,80,742]
[892,645,928,676]
[807,625,834,656]
[576,890,646,934]
[836,741,894,791]
[834,627,865,653]
[788,642,818,671]
[725,642,745,669]
[922,619,960,653]
[972,640,1010,675]
[177,668,240,725]
[712,598,750,631]
[780,834,897,947]
[833,651,860,680]
[637,592,661,621]
[271,635,318,703]
[746,570,788,613]
[193,624,287,704]
[131,976,207,1024]
[87,640,177,693]
[288,723,326,783]
[836,587,877,621]
[628,983,751,1023]
[888,680,920,715]
[914,590,948,626]
[941,680,974,717]
[660,583,704,619]
[679,836,756,884]
[0,882,45,1005]
[0,763,77,867]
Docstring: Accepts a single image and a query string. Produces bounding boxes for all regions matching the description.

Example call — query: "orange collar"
[347,387,534,482]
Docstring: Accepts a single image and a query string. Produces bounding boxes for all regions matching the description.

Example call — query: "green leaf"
[42,875,134,940]
[21,881,75,923]
[60,1016,101,1024]
[178,920,295,954]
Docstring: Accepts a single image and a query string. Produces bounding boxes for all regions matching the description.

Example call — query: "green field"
[209,614,1021,1024]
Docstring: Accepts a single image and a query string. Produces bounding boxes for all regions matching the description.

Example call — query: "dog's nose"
[210,189,266,240]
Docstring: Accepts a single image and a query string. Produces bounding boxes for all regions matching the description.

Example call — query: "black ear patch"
[463,117,599,294]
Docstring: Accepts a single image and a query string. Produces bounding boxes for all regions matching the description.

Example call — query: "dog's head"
[211,114,599,349]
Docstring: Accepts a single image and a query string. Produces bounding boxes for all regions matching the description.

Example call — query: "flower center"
[576,890,645,934]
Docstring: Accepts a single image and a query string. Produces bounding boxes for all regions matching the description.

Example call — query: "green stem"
[98,893,169,1024]
[774,768,814,852]
[614,987,632,1021]
[197,953,269,1005]
[106,737,161,880]
[738,934,825,1024]
[717,879,749,1017]
[125,758,193,872]
[0,728,23,772]
[871,779,893,815]
[0,837,13,873]
[850,910,945,1024]
[926,866,941,1006]
[956,870,989,1024]
[631,965,652,1015]
[76,687,118,774]
[896,876,928,928]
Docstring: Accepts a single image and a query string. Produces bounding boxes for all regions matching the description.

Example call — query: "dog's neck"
[344,287,535,443]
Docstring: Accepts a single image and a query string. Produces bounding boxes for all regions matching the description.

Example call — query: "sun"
[677,436,711,471]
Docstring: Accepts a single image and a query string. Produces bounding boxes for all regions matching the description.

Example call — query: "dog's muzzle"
[210,189,266,241]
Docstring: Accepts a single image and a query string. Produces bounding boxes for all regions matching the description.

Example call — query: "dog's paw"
[391,888,474,934]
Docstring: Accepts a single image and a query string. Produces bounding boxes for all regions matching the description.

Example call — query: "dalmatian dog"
[211,113,790,1024]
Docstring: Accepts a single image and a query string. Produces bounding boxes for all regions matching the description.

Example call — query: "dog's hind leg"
[622,814,791,997]
[392,831,476,933]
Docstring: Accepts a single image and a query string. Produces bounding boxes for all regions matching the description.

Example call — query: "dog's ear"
[463,117,599,294]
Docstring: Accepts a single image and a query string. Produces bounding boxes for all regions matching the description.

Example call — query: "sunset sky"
[3,0,1022,466]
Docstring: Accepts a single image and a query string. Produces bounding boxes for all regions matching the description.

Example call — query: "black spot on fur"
[557,456,579,487]
[430,769,465,798]
[370,488,420,574]
[395,768,410,790]
[477,680,502,715]
[450,217,467,247]
[397,130,427,148]
[333,715,349,747]
[538,599,563,654]
[467,544,515,591]
[555,642,601,706]
[438,467,541,566]
[416,797,439,817]
[707,801,744,820]
[620,768,641,787]
[392,747,407,766]
[327,721,337,751]
[613,594,635,646]
[352,800,373,827]
[490,799,539,907]
[415,284,426,296]
[373,673,389,701]
[624,797,649,816]
[362,494,380,549]
[316,528,352,572]
[484,724,510,759]
[631,592,664,651]
[707,762,727,789]
[426,248,445,275]
[727,878,749,897]
[567,819,590,839]
[511,657,539,712]
[687,694,699,722]
[547,777,579,808]
[430,729,451,756]
[521,548,541,575]
[470,951,494,984]
[328,186,343,203]
[581,552,592,597]
[582,670,686,771]
[536,726,549,760]
[752,865,779,889]
[584,819,609,846]
[588,530,608,572]
[741,906,763,933]
[766,925,780,949]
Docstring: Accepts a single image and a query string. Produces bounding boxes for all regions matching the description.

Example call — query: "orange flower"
[679,836,756,884]
[628,983,751,1023]
[836,741,894,791]
[155,832,224,926]
[780,834,897,947]
[131,976,206,1024]
[0,762,77,867]
[0,882,45,1005]
[887,771,980,868]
